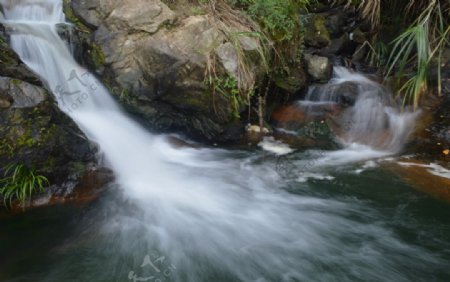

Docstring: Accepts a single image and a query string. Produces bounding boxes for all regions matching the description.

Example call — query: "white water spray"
[303,67,418,153]
[1,1,442,281]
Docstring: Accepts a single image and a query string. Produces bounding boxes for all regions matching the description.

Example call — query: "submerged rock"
[270,103,337,149]
[389,160,450,203]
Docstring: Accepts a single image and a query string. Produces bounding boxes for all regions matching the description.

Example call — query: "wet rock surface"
[407,49,450,168]
[0,168,114,213]
[388,160,450,203]
[0,81,97,183]
[0,26,42,85]
[0,32,100,210]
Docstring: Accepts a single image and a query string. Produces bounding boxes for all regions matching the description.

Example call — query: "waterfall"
[302,67,418,152]
[0,1,439,281]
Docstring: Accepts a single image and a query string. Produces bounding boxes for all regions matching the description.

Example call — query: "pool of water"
[1,150,449,282]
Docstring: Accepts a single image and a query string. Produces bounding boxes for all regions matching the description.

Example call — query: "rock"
[0,27,42,85]
[325,11,345,37]
[270,103,337,149]
[216,42,239,78]
[70,0,104,28]
[303,15,331,48]
[0,77,46,108]
[0,78,97,188]
[320,33,356,56]
[307,81,359,106]
[107,0,175,34]
[49,168,114,204]
[272,104,308,126]
[273,66,307,94]
[408,94,450,167]
[0,93,12,109]
[304,54,332,82]
[406,53,450,166]
[239,35,259,51]
[70,0,263,143]
[246,124,270,134]
[2,167,114,212]
[388,160,450,203]
[350,27,367,44]
[245,124,271,144]
[352,44,368,63]
[272,103,338,130]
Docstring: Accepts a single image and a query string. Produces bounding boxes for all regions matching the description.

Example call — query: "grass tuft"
[0,163,49,209]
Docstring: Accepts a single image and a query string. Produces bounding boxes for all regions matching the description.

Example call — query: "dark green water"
[0,153,449,282]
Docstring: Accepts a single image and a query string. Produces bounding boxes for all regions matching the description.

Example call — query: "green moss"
[90,43,106,69]
[0,105,58,158]
[16,128,37,148]
[11,79,22,87]
[303,14,331,47]
[62,0,91,32]
[0,38,18,65]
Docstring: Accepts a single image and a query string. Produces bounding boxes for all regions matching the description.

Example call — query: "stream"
[0,1,449,281]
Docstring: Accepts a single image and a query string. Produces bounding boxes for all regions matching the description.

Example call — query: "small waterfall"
[302,67,418,152]
[1,1,438,281]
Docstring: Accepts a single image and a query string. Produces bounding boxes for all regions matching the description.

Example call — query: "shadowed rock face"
[0,23,98,180]
[0,30,99,207]
[0,77,97,183]
[0,76,105,209]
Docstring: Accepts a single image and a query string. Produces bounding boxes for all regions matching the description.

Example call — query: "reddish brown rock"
[272,104,307,124]
[1,168,114,214]
[389,160,450,203]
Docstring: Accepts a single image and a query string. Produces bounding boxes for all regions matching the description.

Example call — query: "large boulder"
[69,0,263,143]
[0,77,97,185]
[0,26,109,209]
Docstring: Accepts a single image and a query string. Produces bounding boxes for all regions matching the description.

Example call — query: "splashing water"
[1,1,447,281]
[303,67,418,152]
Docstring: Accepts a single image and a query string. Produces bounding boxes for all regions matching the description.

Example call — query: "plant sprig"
[0,163,49,209]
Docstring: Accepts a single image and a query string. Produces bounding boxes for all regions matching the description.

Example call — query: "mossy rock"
[0,80,96,184]
[89,43,106,71]
[303,14,331,48]
[273,66,307,94]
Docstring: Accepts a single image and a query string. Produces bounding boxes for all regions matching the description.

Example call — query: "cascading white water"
[1,1,443,281]
[303,67,418,152]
